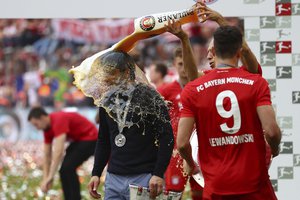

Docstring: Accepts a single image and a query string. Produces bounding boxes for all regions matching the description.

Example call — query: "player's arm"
[165,19,200,81]
[241,39,260,73]
[177,117,198,175]
[47,134,66,180]
[91,108,111,177]
[43,143,52,180]
[89,107,111,199]
[197,2,259,73]
[257,105,282,157]
[196,2,228,26]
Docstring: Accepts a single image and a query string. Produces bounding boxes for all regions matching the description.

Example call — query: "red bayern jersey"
[157,80,183,141]
[180,67,271,195]
[44,112,98,144]
[158,81,190,191]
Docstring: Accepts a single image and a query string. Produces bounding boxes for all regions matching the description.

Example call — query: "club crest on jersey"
[140,16,155,31]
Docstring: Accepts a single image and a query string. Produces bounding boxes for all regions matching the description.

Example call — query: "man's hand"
[183,159,200,176]
[263,129,281,158]
[194,1,227,25]
[40,177,53,193]
[149,175,164,199]
[164,19,188,40]
[88,176,102,199]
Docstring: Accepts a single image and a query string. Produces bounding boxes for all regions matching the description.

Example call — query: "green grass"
[1,167,194,200]
[0,162,190,200]
[0,167,96,200]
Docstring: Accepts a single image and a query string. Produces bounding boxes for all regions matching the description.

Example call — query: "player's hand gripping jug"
[114,7,199,52]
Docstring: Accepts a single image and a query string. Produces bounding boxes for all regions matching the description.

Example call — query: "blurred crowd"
[0,19,104,109]
[0,18,239,109]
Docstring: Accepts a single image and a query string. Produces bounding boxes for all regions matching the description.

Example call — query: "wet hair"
[213,26,243,59]
[154,62,168,78]
[28,107,48,121]
[173,47,183,59]
[98,50,136,80]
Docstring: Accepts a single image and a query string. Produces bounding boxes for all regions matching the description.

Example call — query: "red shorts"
[203,180,277,200]
[265,143,272,168]
[164,154,188,192]
[190,176,203,191]
[189,177,203,200]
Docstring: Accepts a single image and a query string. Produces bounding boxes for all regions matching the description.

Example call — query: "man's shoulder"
[189,68,263,86]
[135,83,158,95]
[50,111,66,117]
[49,112,69,125]
[225,68,268,89]
[51,111,83,122]
[189,71,214,85]
[157,81,181,97]
[182,78,202,96]
[159,81,179,90]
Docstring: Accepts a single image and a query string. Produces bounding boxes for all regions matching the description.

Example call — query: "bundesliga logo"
[140,16,156,31]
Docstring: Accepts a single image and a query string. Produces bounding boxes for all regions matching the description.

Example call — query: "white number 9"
[215,90,241,134]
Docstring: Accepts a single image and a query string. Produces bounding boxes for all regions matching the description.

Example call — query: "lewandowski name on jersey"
[196,77,254,92]
[209,134,254,147]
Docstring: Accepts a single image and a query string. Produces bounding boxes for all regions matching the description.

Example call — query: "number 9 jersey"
[180,67,272,196]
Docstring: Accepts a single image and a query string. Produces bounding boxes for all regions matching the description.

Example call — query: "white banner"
[51,19,203,44]
[51,19,135,44]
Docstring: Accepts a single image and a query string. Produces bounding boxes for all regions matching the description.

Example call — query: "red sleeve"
[256,77,272,107]
[51,114,69,137]
[44,131,53,144]
[180,84,195,118]
[202,69,212,75]
[157,85,166,97]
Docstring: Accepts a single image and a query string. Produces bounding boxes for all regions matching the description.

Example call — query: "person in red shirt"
[149,62,168,89]
[158,47,203,199]
[166,2,272,169]
[157,47,188,192]
[177,26,281,200]
[161,4,267,198]
[183,2,262,81]
[28,107,98,200]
